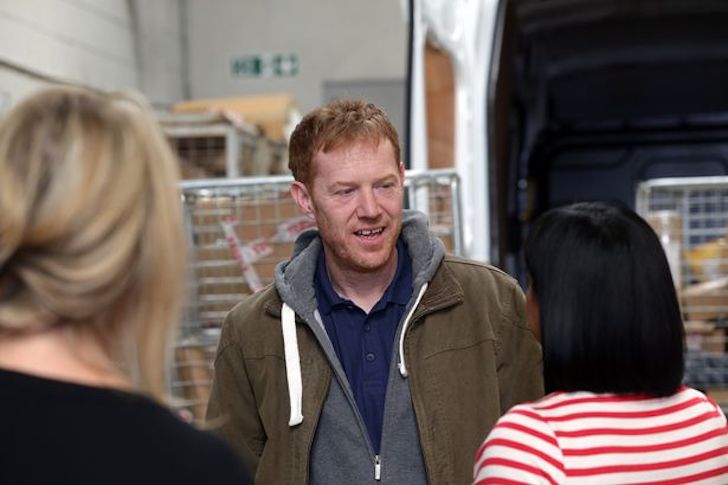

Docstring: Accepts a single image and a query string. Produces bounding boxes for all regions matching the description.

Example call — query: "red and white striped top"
[473,387,728,484]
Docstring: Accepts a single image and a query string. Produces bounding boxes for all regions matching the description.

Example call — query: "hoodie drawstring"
[281,282,429,427]
[397,283,428,378]
[282,303,304,426]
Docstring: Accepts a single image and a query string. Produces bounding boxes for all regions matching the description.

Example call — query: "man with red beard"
[207,99,543,485]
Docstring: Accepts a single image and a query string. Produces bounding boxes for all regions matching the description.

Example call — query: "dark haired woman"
[473,202,728,484]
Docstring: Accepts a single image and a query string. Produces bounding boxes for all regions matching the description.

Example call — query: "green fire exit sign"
[231,53,299,78]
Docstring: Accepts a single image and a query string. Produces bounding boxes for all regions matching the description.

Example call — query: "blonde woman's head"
[0,86,185,399]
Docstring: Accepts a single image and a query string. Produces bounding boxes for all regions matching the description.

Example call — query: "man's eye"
[337,188,355,195]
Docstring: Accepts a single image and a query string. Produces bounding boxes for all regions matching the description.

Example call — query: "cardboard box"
[173,94,298,142]
[707,387,728,407]
[681,277,728,322]
[686,237,728,283]
[685,321,726,353]
[174,344,213,422]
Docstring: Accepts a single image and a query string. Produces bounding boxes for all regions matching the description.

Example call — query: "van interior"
[492,0,728,276]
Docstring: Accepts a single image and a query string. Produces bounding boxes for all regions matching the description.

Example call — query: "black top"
[0,368,250,485]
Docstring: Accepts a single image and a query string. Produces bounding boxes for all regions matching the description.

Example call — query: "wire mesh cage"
[159,112,288,179]
[636,176,728,408]
[171,170,463,421]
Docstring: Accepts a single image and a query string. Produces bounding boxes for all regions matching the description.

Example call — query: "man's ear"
[398,161,405,185]
[291,181,314,216]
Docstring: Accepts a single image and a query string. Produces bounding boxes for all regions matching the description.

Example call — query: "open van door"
[407,0,503,263]
[409,0,728,273]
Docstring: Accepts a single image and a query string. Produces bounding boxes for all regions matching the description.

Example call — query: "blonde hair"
[0,86,186,399]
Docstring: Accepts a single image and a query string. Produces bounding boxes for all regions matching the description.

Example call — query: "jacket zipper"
[310,311,380,480]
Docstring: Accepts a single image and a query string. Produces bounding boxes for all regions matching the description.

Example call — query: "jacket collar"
[264,259,464,321]
[266,210,463,321]
[411,257,464,322]
[315,238,412,315]
[266,255,464,322]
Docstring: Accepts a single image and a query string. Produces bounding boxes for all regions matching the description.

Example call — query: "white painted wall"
[0,0,407,113]
[0,0,138,104]
[0,0,186,109]
[185,0,408,113]
[133,0,186,107]
[0,67,51,114]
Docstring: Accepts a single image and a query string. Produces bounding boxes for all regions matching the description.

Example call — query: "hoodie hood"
[274,209,445,319]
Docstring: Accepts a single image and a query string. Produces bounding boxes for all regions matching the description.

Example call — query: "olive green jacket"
[207,237,543,484]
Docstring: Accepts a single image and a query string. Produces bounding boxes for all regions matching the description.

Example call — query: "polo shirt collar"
[314,239,412,315]
[315,250,343,315]
[383,239,412,306]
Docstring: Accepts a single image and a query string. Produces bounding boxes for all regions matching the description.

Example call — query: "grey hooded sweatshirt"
[275,210,443,484]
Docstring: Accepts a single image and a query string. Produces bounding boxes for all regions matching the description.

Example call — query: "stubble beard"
[322,223,402,276]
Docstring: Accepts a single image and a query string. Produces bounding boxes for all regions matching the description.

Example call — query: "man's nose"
[357,188,381,218]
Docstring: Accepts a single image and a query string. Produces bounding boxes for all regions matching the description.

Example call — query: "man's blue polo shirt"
[314,239,413,454]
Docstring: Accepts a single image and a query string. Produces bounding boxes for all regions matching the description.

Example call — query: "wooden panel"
[425,42,454,168]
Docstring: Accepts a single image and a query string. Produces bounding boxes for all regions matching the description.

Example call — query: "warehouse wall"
[0,0,406,114]
[0,0,138,106]
[133,0,186,107]
[185,0,408,113]
[0,66,51,113]
[0,0,186,110]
